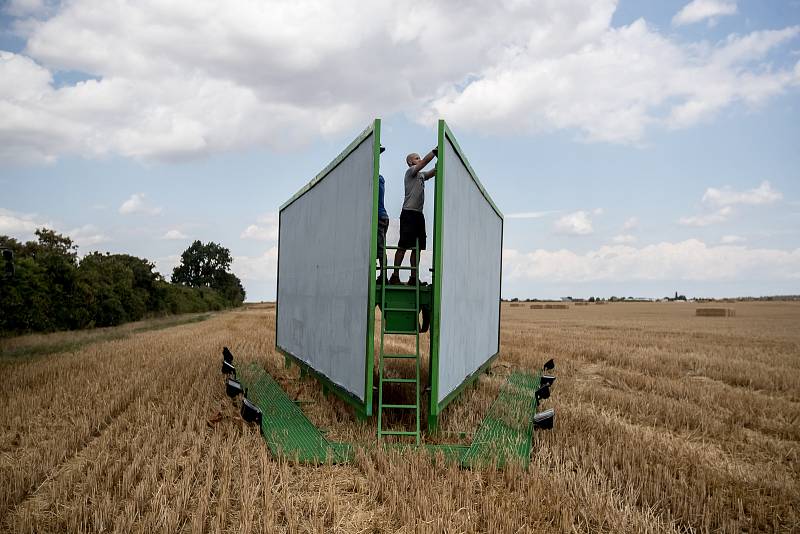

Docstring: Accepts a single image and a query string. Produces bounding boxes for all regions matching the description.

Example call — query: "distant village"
[503,293,800,303]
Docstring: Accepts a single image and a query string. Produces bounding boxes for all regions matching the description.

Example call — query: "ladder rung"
[383,353,418,359]
[381,377,417,384]
[384,246,418,251]
[382,404,417,409]
[380,430,419,436]
[378,266,417,270]
[384,330,417,335]
[383,307,417,312]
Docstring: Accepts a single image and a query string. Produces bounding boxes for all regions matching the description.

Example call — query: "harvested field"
[1,301,799,532]
[696,307,737,317]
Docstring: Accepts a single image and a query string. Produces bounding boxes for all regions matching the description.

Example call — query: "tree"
[172,241,245,305]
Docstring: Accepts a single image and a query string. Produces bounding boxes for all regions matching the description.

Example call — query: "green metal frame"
[428,119,504,431]
[276,119,381,418]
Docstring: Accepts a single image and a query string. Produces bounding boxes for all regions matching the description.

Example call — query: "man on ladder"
[388,148,437,286]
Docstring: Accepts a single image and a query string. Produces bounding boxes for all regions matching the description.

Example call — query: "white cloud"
[162,229,187,240]
[679,181,783,227]
[428,22,800,143]
[678,206,732,226]
[612,234,637,244]
[554,210,594,235]
[702,180,783,207]
[67,224,109,248]
[67,224,111,252]
[506,210,559,219]
[241,213,279,241]
[622,216,639,231]
[119,193,162,215]
[672,0,737,27]
[154,254,180,279]
[233,247,279,281]
[0,207,51,238]
[2,0,52,17]
[503,239,800,282]
[592,208,604,216]
[721,234,745,244]
[0,2,798,163]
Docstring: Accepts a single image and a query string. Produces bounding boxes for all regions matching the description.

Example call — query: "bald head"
[406,153,420,167]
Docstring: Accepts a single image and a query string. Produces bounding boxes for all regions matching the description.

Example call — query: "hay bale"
[696,308,736,317]
[544,304,569,310]
[595,301,606,305]
[529,304,543,309]
[509,303,522,307]
[575,302,589,306]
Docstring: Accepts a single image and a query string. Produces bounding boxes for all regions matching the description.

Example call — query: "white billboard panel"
[436,133,502,404]
[276,128,376,402]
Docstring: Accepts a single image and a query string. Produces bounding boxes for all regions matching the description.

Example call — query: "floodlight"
[241,397,263,425]
[542,358,555,371]
[535,385,550,401]
[222,360,236,375]
[539,375,556,387]
[226,378,243,398]
[222,346,234,363]
[533,408,555,430]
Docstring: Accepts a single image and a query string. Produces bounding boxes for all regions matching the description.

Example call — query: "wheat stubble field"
[1,301,798,533]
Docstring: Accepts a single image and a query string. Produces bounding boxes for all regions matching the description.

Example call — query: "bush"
[0,230,242,336]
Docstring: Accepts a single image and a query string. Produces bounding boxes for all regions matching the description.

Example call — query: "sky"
[1,0,799,301]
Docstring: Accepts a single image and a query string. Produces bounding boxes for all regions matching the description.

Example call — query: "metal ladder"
[377,241,421,445]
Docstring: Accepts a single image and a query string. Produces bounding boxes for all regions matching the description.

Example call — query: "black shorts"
[398,209,426,250]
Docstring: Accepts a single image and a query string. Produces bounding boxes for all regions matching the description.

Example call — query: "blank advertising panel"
[276,127,376,402]
[436,128,503,405]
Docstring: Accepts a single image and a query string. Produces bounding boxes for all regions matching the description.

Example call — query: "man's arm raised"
[411,148,437,175]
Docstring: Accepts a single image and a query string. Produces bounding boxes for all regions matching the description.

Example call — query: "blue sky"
[1,0,799,300]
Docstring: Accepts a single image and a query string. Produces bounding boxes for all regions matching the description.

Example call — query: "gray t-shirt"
[403,166,426,212]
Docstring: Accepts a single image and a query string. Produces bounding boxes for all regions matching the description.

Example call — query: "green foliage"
[0,229,243,336]
[172,240,245,305]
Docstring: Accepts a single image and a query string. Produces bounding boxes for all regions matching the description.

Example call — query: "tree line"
[0,229,245,335]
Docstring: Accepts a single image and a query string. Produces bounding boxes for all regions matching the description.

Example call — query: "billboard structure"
[276,120,381,418]
[276,118,502,431]
[428,120,503,427]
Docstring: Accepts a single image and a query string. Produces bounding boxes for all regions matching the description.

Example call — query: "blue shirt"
[378,174,389,219]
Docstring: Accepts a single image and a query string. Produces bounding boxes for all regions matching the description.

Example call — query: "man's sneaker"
[388,274,402,285]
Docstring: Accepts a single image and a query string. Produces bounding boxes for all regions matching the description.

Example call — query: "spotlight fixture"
[535,385,550,401]
[539,375,556,387]
[222,346,234,363]
[542,358,555,372]
[533,408,555,430]
[226,378,243,398]
[241,397,263,425]
[222,360,236,375]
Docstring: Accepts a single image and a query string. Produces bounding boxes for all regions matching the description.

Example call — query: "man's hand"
[431,148,438,158]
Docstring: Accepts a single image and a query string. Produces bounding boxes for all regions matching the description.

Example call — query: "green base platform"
[238,362,541,468]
